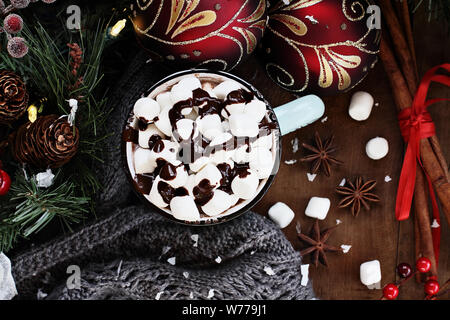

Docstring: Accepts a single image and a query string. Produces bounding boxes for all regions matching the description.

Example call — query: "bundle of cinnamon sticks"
[378,0,450,281]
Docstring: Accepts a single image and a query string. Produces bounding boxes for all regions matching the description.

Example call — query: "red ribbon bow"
[396,63,450,264]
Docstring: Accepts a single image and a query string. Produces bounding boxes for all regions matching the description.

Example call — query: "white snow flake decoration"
[191,234,199,247]
[264,266,275,276]
[207,289,215,299]
[183,272,189,278]
[384,175,392,182]
[215,256,222,264]
[35,169,55,188]
[339,178,346,186]
[291,137,299,153]
[341,245,352,253]
[431,219,440,228]
[336,219,342,225]
[155,291,164,300]
[284,159,297,165]
[300,264,309,286]
[320,116,328,123]
[306,173,317,182]
[167,257,176,265]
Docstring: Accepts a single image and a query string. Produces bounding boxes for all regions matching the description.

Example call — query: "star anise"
[297,219,342,267]
[336,177,380,217]
[299,131,343,176]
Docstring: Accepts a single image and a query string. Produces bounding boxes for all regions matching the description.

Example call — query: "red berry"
[383,283,399,300]
[3,14,23,34]
[416,257,432,273]
[397,263,412,278]
[424,279,440,295]
[0,168,11,196]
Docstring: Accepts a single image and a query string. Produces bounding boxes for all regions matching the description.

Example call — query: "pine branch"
[0,169,89,252]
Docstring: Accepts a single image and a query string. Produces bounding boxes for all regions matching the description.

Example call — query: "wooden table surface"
[231,13,449,300]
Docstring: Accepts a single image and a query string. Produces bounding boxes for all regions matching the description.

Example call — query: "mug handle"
[273,95,325,136]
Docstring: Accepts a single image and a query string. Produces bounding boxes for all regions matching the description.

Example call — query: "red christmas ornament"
[383,283,399,300]
[424,279,439,296]
[131,0,267,70]
[416,257,432,273]
[0,163,11,196]
[262,0,381,95]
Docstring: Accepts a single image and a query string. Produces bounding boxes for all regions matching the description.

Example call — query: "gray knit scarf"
[10,52,316,300]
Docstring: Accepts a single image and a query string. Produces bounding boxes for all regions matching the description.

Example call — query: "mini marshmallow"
[360,260,382,286]
[232,145,250,163]
[221,103,245,119]
[196,114,223,140]
[249,147,274,179]
[366,137,389,160]
[156,91,173,110]
[268,202,295,228]
[160,160,188,188]
[190,156,210,173]
[138,124,164,148]
[201,189,233,216]
[155,106,173,137]
[221,120,230,132]
[184,174,197,196]
[304,197,331,220]
[211,149,234,165]
[134,148,157,174]
[134,97,160,122]
[210,132,232,146]
[150,139,178,163]
[229,113,259,137]
[194,163,222,188]
[349,91,374,121]
[148,178,168,208]
[171,84,192,105]
[175,118,197,141]
[170,196,200,221]
[212,80,241,100]
[231,169,259,200]
[251,133,273,149]
[244,99,267,122]
[178,76,202,91]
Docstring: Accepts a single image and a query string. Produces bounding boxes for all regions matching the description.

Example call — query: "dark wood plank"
[231,12,449,300]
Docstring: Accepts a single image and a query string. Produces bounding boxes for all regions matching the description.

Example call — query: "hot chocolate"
[124,73,278,222]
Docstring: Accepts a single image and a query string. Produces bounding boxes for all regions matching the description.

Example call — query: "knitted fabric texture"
[10,52,316,300]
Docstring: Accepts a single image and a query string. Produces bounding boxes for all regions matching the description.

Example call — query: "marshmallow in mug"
[134,97,160,123]
[348,91,374,121]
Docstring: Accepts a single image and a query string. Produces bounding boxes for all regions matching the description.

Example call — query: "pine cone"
[13,115,79,169]
[0,70,29,124]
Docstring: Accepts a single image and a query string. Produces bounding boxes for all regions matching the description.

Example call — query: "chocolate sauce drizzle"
[217,162,251,194]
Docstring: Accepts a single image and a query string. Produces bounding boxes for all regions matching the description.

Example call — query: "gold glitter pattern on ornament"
[342,0,367,22]
[233,27,257,54]
[196,59,228,70]
[166,0,185,34]
[238,0,266,23]
[271,13,307,36]
[137,0,154,11]
[172,10,217,39]
[180,0,200,21]
[266,63,295,86]
[135,0,164,34]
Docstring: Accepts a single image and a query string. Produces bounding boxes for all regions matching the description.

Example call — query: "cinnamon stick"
[379,0,418,95]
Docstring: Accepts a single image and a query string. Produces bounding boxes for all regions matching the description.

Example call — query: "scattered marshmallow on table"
[360,260,382,288]
[170,195,200,221]
[268,202,295,228]
[348,91,374,121]
[304,197,330,220]
[231,169,259,200]
[134,97,160,122]
[202,189,233,216]
[366,137,389,160]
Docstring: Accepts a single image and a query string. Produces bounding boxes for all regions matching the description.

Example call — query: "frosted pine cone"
[0,70,29,124]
